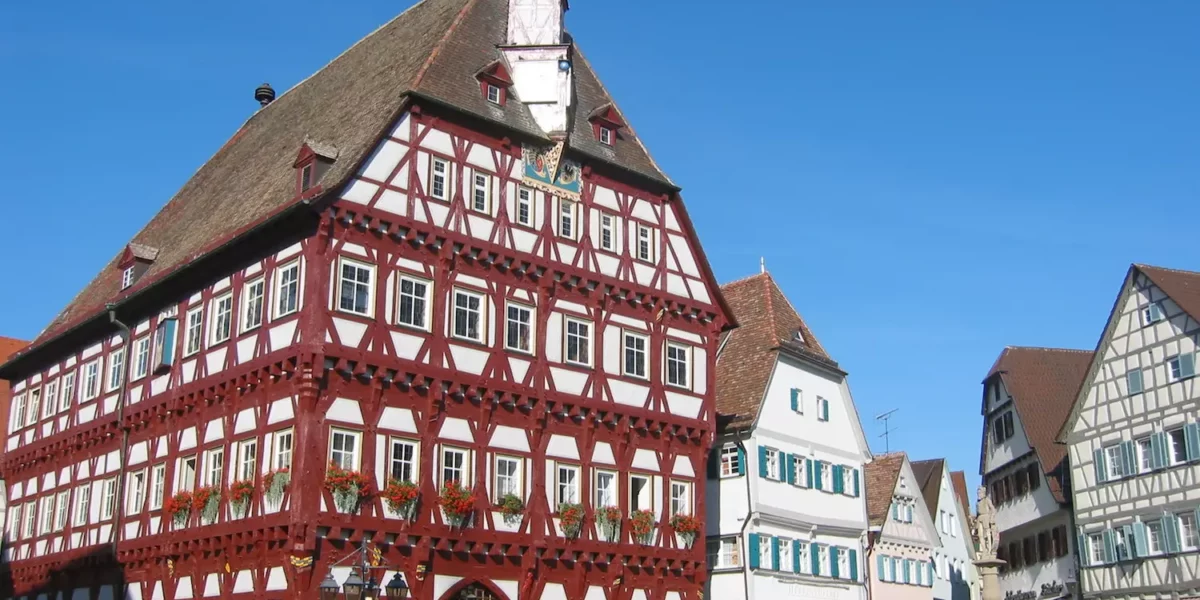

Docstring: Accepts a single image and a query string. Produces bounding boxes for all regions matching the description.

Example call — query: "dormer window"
[117,243,158,291]
[588,103,626,146]
[292,140,338,195]
[599,126,613,146]
[476,60,513,107]
[121,267,135,290]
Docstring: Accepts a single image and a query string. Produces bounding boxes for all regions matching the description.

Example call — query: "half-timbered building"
[864,452,940,600]
[1058,264,1200,599]
[0,1,733,599]
[980,346,1090,600]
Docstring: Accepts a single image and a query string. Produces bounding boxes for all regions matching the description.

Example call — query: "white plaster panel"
[342,180,379,205]
[546,434,579,460]
[439,417,474,443]
[448,344,488,375]
[592,442,616,465]
[327,398,365,425]
[489,425,531,453]
[333,318,367,348]
[633,449,659,471]
[204,419,224,443]
[234,408,256,434]
[268,397,295,425]
[550,367,587,396]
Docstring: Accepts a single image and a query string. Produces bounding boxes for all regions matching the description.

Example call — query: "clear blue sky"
[2,1,1199,498]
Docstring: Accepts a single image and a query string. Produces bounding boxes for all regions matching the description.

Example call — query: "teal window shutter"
[791,388,800,412]
[822,398,830,421]
[777,452,788,480]
[758,446,769,478]
[901,559,909,584]
[806,459,814,488]
[1121,441,1137,477]
[1185,422,1200,462]
[737,446,747,475]
[832,465,844,494]
[785,455,796,485]
[1094,448,1108,483]
[1181,354,1196,378]
[1102,530,1116,564]
[749,534,761,569]
[811,543,821,575]
[849,549,858,581]
[1163,515,1182,553]
[1151,432,1166,470]
[876,554,885,580]
[853,469,860,497]
[814,461,824,490]
[891,502,899,520]
[1128,369,1144,394]
[707,448,720,479]
[1078,531,1090,567]
[771,537,781,570]
[793,540,802,573]
[1130,523,1146,559]
[1120,525,1134,561]
[830,547,840,578]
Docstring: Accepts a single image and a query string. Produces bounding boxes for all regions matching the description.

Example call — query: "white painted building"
[705,271,872,600]
[864,452,940,600]
[913,459,979,600]
[981,346,1090,600]
[1059,264,1200,599]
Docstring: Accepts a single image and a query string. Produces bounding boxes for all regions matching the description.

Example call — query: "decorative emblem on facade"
[416,563,429,581]
[521,141,581,199]
[289,555,314,570]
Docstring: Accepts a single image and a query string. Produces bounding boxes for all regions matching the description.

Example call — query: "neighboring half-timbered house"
[1058,264,1200,599]
[864,453,940,600]
[0,1,734,599]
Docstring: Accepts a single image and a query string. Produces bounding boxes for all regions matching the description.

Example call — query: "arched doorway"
[439,581,510,600]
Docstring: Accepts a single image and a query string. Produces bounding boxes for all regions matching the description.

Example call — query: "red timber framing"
[0,100,731,600]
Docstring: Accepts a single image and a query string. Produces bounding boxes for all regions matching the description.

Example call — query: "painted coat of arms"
[522,142,581,198]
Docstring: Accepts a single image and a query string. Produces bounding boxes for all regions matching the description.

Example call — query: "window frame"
[594,468,618,508]
[121,266,136,290]
[54,490,69,532]
[204,447,225,488]
[629,472,653,513]
[237,439,258,482]
[1147,521,1164,556]
[273,428,294,471]
[763,448,780,481]
[515,187,534,227]
[505,302,535,354]
[669,479,692,516]
[636,223,654,262]
[100,478,117,521]
[127,468,147,514]
[599,125,613,146]
[59,371,75,412]
[708,536,742,570]
[1136,436,1153,473]
[471,171,491,213]
[665,341,691,389]
[599,212,616,252]
[184,307,204,357]
[555,462,581,509]
[493,454,522,504]
[1105,444,1125,479]
[241,277,266,332]
[336,257,376,318]
[430,157,449,201]
[719,444,741,478]
[42,380,58,419]
[209,292,234,346]
[1169,428,1188,465]
[621,329,649,379]
[177,455,198,493]
[1180,512,1199,551]
[131,335,151,381]
[81,359,102,402]
[274,260,302,319]
[1143,302,1165,326]
[564,317,593,367]
[558,198,577,240]
[150,463,166,510]
[451,288,487,343]
[329,428,362,471]
[440,446,470,488]
[395,274,433,331]
[106,348,125,392]
[388,437,419,484]
[486,83,502,105]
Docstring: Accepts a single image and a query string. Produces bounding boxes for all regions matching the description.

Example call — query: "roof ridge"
[412,0,479,88]
[761,272,781,346]
[1002,345,1091,353]
[720,271,768,289]
[1135,263,1200,276]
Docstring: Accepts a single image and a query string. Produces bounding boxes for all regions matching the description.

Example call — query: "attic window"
[121,267,135,290]
[293,140,338,195]
[486,84,502,105]
[475,60,512,107]
[118,243,158,291]
[301,164,314,191]
[588,103,626,147]
[599,126,613,146]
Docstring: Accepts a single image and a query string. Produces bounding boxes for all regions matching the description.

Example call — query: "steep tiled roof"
[1137,264,1200,322]
[911,458,944,523]
[0,336,28,449]
[716,272,832,429]
[950,470,971,517]
[15,0,673,366]
[985,346,1091,503]
[865,453,907,527]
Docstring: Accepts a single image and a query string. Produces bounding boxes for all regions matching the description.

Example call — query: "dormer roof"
[865,453,907,527]
[119,243,159,267]
[475,59,514,86]
[588,103,625,128]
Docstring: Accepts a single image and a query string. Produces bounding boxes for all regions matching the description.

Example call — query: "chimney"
[502,0,573,136]
[254,83,276,107]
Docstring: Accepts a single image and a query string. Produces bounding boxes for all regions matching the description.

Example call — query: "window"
[1180,512,1199,551]
[515,187,533,227]
[100,478,117,520]
[210,293,233,344]
[801,543,814,575]
[39,496,54,535]
[759,536,774,569]
[132,336,150,380]
[1170,428,1188,465]
[670,480,691,516]
[301,164,314,191]
[1147,521,1164,555]
[793,456,809,488]
[494,456,521,502]
[556,464,580,508]
[396,275,431,329]
[205,448,224,487]
[471,172,490,212]
[666,342,690,388]
[1128,369,1144,394]
[60,372,75,411]
[505,303,533,353]
[1137,437,1153,473]
[1089,534,1104,565]
[636,224,653,262]
[8,502,19,540]
[940,510,949,534]
[594,470,617,507]
[1037,531,1050,562]
[452,289,485,342]
[708,537,742,569]
[127,469,147,513]
[599,126,613,145]
[42,381,58,419]
[82,359,101,401]
[993,411,1015,444]
[389,438,417,483]
[122,266,135,290]
[54,491,69,531]
[622,331,648,378]
[150,463,166,510]
[275,261,301,317]
[1052,525,1068,557]
[818,545,830,576]
[10,393,26,430]
[565,318,592,366]
[242,278,265,331]
[273,429,294,470]
[441,447,468,486]
[720,445,741,477]
[178,455,197,492]
[630,474,652,512]
[594,213,615,252]
[430,158,448,200]
[764,448,780,480]
[486,83,501,105]
[25,388,40,427]
[329,429,361,470]
[1170,354,1196,381]
[106,348,125,392]
[778,538,793,572]
[184,308,203,356]
[73,485,91,526]
[22,503,35,538]
[337,259,374,317]
[1113,528,1129,561]
[1028,463,1041,491]
[1105,445,1125,479]
[1143,302,1165,325]
[559,199,576,240]
[237,439,257,481]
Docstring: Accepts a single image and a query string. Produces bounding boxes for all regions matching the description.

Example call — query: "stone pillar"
[974,558,1006,600]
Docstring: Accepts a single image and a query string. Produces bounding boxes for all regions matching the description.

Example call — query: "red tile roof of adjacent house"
[984,346,1091,503]
[0,336,28,449]
[950,470,971,517]
[1137,264,1200,322]
[865,453,907,527]
[7,0,688,372]
[715,271,833,430]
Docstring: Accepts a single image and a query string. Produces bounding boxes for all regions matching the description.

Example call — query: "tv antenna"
[876,409,899,454]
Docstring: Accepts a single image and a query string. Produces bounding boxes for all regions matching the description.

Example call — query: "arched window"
[455,584,500,600]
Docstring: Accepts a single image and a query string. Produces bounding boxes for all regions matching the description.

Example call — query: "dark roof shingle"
[865,453,907,527]
[716,272,832,429]
[911,458,944,523]
[984,346,1091,503]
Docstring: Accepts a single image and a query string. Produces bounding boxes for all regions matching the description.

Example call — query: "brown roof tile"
[1137,264,1200,320]
[716,272,832,429]
[12,0,674,366]
[865,453,907,527]
[0,337,28,450]
[984,346,1091,503]
[911,458,944,523]
[950,470,971,517]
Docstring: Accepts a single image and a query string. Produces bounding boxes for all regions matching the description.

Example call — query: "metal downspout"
[736,436,755,600]
[106,305,133,596]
